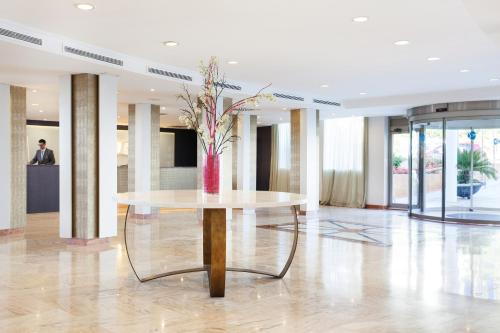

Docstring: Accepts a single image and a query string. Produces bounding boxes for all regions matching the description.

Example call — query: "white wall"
[366,117,389,206]
[27,125,60,163]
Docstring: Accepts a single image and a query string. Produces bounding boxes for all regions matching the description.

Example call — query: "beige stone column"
[290,108,319,214]
[59,74,118,241]
[0,85,27,234]
[128,104,160,215]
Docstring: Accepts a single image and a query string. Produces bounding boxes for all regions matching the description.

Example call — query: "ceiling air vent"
[273,93,304,101]
[148,67,192,81]
[313,98,341,107]
[64,46,123,66]
[215,82,242,91]
[0,27,42,45]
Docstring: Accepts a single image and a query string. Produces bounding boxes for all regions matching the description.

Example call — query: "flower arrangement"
[178,57,272,193]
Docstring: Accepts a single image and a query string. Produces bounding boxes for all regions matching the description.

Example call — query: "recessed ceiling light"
[39,110,44,113]
[279,117,283,121]
[394,40,410,46]
[227,60,238,65]
[32,103,39,106]
[161,106,166,110]
[352,16,368,23]
[359,92,368,95]
[75,3,95,11]
[163,41,178,47]
[490,78,499,82]
[118,116,121,119]
[460,69,471,73]
[282,107,287,111]
[32,89,37,93]
[427,57,441,61]
[150,88,155,92]
[320,84,329,88]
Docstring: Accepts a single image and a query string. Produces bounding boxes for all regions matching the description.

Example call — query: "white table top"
[115,190,307,209]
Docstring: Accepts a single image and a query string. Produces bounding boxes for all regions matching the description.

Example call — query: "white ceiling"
[1,0,500,125]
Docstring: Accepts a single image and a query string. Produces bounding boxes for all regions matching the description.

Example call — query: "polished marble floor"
[1,206,500,332]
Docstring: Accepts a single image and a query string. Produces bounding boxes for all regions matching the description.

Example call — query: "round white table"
[116,190,307,297]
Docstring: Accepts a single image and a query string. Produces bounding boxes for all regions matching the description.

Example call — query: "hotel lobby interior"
[1,1,500,332]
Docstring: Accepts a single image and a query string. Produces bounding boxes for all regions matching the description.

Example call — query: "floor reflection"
[1,207,500,331]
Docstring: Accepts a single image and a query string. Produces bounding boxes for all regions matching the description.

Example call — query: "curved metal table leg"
[124,204,300,282]
[226,204,300,278]
[123,205,206,283]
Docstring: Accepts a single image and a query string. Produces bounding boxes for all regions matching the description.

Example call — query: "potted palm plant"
[456,149,497,198]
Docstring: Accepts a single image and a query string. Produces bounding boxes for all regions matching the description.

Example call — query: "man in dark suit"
[30,139,56,165]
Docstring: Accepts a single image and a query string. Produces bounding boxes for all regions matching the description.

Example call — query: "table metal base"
[123,205,299,297]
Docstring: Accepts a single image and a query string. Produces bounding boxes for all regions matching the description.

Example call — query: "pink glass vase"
[203,154,220,194]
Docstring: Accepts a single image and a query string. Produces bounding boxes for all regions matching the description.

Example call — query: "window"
[323,117,364,171]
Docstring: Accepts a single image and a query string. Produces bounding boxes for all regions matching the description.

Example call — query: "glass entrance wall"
[389,117,410,208]
[407,101,500,224]
[410,121,443,219]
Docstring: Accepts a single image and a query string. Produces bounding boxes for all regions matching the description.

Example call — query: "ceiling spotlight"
[282,107,287,111]
[32,103,39,106]
[460,69,471,73]
[227,60,238,65]
[320,84,329,88]
[490,78,499,82]
[32,89,37,93]
[39,110,44,113]
[161,106,166,110]
[394,40,410,46]
[150,88,155,92]
[352,16,368,23]
[359,92,368,95]
[427,57,441,61]
[279,117,283,121]
[75,3,95,11]
[163,41,178,47]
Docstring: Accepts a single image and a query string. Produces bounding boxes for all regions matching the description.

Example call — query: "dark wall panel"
[161,128,197,167]
[257,126,272,191]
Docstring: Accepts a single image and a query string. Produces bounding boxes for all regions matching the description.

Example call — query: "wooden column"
[0,85,27,234]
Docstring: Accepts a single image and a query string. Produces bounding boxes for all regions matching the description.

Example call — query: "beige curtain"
[269,125,290,191]
[320,117,367,208]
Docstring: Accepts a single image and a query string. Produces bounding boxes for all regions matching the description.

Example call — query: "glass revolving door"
[408,101,500,224]
[444,119,500,222]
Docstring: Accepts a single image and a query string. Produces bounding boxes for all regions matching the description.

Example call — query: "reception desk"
[27,165,59,213]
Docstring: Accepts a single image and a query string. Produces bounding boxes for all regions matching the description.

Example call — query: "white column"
[0,84,11,231]
[446,129,458,204]
[219,97,233,219]
[299,109,319,213]
[366,117,389,207]
[98,74,118,237]
[134,104,153,214]
[59,76,72,238]
[236,114,257,213]
[237,114,251,190]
